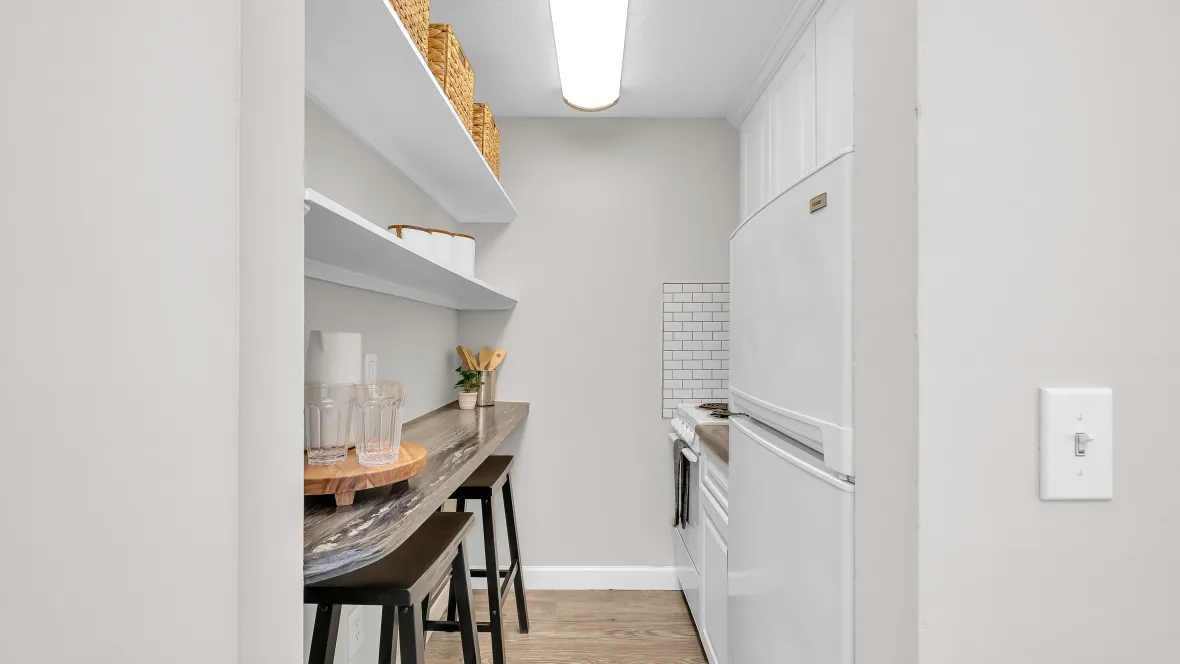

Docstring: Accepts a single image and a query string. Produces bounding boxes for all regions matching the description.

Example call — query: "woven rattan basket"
[389,0,429,60]
[428,24,475,134]
[472,103,500,178]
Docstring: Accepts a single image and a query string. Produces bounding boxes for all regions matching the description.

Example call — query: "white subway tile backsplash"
[663,283,729,417]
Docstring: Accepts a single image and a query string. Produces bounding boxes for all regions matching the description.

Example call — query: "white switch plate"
[347,607,364,658]
[1040,387,1113,501]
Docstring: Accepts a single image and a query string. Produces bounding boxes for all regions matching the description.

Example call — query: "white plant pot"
[458,392,478,410]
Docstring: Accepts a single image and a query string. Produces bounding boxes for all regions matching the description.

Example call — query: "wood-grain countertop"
[304,401,529,583]
[696,423,729,464]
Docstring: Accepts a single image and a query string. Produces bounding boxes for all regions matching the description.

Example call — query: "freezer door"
[729,152,854,474]
[728,416,854,664]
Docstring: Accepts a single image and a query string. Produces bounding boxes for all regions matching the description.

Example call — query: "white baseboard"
[517,566,679,590]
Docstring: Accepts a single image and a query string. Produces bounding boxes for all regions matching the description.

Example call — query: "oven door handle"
[668,433,699,462]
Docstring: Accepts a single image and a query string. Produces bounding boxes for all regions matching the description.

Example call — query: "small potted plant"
[454,367,484,410]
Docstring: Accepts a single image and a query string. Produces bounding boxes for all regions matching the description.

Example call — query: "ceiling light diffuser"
[549,0,629,111]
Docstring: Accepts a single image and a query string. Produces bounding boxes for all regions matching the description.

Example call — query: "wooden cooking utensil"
[478,346,493,371]
[487,349,507,371]
[458,346,478,371]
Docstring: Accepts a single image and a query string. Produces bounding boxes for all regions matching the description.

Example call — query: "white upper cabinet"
[768,24,817,199]
[815,0,855,161]
[740,96,772,220]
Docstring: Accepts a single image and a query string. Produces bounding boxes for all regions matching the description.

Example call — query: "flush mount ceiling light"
[549,0,629,112]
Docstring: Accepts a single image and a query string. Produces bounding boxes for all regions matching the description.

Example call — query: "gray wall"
[852,0,919,661]
[240,1,306,662]
[917,0,1180,661]
[459,119,738,573]
[0,2,294,662]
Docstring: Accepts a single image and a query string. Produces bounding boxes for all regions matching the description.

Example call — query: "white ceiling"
[428,0,802,118]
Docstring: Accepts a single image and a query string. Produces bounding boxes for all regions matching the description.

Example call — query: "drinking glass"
[304,384,354,466]
[353,382,407,466]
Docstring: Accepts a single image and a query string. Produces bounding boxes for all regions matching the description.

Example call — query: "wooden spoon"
[487,349,507,371]
[478,346,493,371]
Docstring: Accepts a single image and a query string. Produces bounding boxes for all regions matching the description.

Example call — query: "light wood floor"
[426,590,708,664]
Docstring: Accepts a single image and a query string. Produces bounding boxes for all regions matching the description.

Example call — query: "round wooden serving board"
[304,441,428,506]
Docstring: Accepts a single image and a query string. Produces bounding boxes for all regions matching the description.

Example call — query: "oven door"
[672,433,703,626]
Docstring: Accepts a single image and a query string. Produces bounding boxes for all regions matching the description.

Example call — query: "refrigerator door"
[729,152,854,475]
[728,416,854,664]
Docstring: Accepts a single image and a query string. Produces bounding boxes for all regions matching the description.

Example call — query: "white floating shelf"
[304,190,517,310]
[306,0,516,224]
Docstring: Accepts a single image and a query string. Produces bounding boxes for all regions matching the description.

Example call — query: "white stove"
[670,401,730,635]
[671,402,731,453]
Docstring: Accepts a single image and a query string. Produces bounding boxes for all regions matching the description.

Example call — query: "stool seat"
[452,455,514,496]
[306,512,472,607]
[305,512,481,664]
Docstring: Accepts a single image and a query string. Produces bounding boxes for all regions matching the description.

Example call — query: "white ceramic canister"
[427,229,455,269]
[452,233,476,278]
[389,225,433,258]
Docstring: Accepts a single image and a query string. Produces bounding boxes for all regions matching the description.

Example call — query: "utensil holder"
[475,370,497,407]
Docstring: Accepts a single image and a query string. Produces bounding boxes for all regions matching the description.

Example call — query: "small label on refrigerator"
[809,193,828,213]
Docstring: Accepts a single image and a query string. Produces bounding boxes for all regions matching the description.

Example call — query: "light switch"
[1040,387,1113,501]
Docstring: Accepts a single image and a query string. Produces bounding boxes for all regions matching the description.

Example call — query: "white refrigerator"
[727,152,856,664]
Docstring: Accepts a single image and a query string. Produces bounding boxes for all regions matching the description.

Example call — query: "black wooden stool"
[443,455,529,664]
[305,512,480,664]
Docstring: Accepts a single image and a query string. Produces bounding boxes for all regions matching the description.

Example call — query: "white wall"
[917,1,1180,661]
[852,0,919,661]
[239,0,306,662]
[0,2,245,662]
[459,119,738,577]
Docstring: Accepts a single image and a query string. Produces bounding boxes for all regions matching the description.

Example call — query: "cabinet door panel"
[816,0,854,160]
[769,23,817,197]
[701,494,728,664]
[740,97,771,220]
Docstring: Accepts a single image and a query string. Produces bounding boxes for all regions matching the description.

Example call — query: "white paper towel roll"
[305,331,363,385]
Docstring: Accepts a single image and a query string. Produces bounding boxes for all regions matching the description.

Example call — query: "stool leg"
[377,606,399,664]
[308,604,341,664]
[398,603,426,664]
[447,497,467,622]
[452,542,482,664]
[502,476,530,634]
[482,495,507,664]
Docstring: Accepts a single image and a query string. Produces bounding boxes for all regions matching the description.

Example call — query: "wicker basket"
[428,24,475,134]
[389,0,430,60]
[472,103,500,178]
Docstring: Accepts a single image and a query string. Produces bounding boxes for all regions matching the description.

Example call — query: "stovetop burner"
[708,411,731,419]
[697,403,729,411]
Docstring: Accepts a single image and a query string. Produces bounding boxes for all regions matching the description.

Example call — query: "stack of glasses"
[304,381,407,467]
